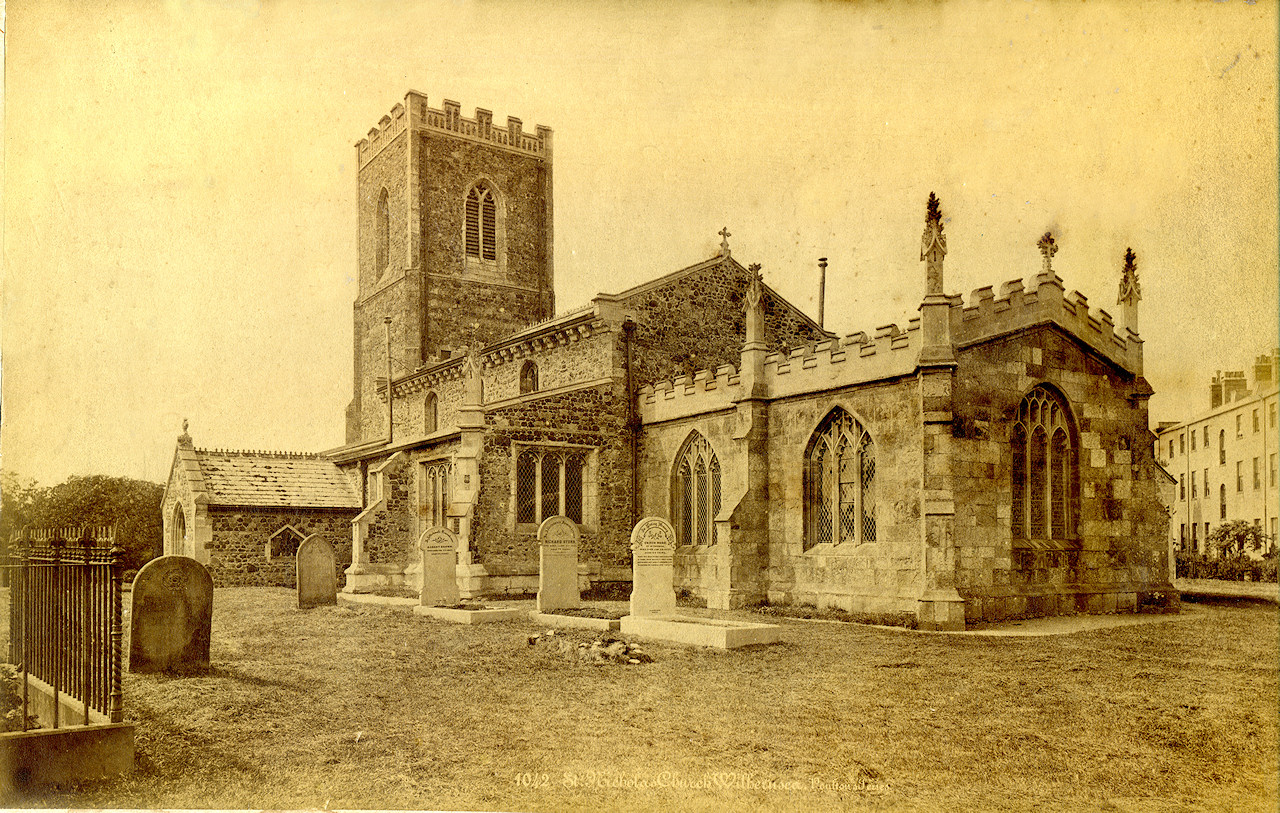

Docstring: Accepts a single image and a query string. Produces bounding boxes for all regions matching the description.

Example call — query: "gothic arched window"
[375,188,390,274]
[672,433,721,547]
[804,408,876,551]
[424,392,438,434]
[520,361,538,394]
[170,503,187,555]
[419,460,451,528]
[1011,386,1078,541]
[465,183,498,261]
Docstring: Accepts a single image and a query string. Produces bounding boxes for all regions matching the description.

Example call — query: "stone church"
[162,90,1175,629]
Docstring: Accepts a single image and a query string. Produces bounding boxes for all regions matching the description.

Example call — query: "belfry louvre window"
[516,448,585,525]
[673,433,721,547]
[465,184,497,261]
[1010,386,1078,541]
[804,408,876,550]
[419,460,451,528]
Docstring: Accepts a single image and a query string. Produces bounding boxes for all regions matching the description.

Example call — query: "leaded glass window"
[1010,386,1078,542]
[672,433,721,547]
[419,460,452,528]
[515,447,587,526]
[803,408,877,550]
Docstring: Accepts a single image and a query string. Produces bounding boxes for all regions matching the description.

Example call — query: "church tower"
[346,91,555,442]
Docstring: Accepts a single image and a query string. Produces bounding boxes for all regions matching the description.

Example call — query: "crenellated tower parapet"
[356,91,551,169]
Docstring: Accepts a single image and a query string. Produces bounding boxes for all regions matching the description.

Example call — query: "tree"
[2,473,163,571]
[1207,520,1273,558]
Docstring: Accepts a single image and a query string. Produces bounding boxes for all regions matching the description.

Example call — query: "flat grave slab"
[413,605,523,625]
[619,614,782,649]
[528,611,621,632]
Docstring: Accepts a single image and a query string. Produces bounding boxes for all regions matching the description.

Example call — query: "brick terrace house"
[162,91,1176,629]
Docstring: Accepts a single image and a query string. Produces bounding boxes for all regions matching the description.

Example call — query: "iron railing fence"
[2,526,124,729]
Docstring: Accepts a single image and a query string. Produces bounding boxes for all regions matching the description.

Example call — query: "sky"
[4,0,1277,487]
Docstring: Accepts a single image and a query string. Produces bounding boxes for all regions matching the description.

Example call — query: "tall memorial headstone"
[296,534,338,609]
[537,516,581,613]
[129,555,213,673]
[629,516,677,617]
[419,526,460,607]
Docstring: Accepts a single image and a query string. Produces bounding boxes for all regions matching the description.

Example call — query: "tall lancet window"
[804,408,876,551]
[1010,386,1079,543]
[673,432,721,547]
[465,183,497,261]
[375,188,390,274]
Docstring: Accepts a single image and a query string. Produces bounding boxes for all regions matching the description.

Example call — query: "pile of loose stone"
[527,630,654,665]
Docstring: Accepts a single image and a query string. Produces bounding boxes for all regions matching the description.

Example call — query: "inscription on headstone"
[129,555,213,673]
[536,516,580,613]
[295,534,337,609]
[629,516,676,617]
[419,526,460,607]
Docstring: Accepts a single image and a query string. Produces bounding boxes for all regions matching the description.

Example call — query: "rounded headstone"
[418,525,460,607]
[296,534,338,609]
[537,516,581,612]
[129,555,213,673]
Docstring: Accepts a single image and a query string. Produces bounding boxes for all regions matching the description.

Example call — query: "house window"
[520,361,539,394]
[1270,453,1277,488]
[1220,484,1227,519]
[1191,431,1196,451]
[1253,457,1261,490]
[1271,403,1276,428]
[419,460,451,529]
[1179,433,1185,454]
[465,183,498,261]
[1205,522,1210,544]
[1179,475,1185,501]
[803,408,876,550]
[1191,522,1198,549]
[1204,468,1209,497]
[1236,414,1243,437]
[424,392,438,434]
[375,188,390,274]
[1168,438,1174,458]
[1219,430,1226,464]
[267,525,305,560]
[1253,409,1260,433]
[673,432,721,547]
[1190,471,1196,499]
[1237,461,1244,492]
[1011,386,1078,542]
[1180,524,1187,551]
[516,448,585,525]
[1204,426,1209,447]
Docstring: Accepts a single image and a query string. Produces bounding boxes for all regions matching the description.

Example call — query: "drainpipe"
[622,318,639,527]
[384,316,394,445]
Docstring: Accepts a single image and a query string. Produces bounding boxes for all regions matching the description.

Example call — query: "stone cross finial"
[1118,247,1140,305]
[719,227,732,258]
[920,192,947,295]
[1038,232,1058,273]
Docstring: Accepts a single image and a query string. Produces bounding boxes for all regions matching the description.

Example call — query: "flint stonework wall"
[206,508,355,588]
[363,460,415,566]
[951,326,1169,622]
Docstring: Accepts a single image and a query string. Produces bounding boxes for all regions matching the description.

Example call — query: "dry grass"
[6,589,1277,812]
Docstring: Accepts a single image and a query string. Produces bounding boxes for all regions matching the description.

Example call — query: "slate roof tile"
[194,449,361,509]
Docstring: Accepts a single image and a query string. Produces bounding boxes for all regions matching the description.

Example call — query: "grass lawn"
[6,589,1276,812]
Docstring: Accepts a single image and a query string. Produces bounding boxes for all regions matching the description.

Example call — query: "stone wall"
[160,456,195,558]
[620,260,827,385]
[478,381,631,577]
[363,457,415,566]
[206,508,355,588]
[951,326,1168,622]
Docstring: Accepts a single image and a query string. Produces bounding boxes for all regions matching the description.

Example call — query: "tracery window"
[1010,386,1078,542]
[520,361,538,394]
[375,188,390,274]
[672,433,721,547]
[516,448,585,525]
[465,183,497,261]
[424,392,438,434]
[804,408,876,550]
[419,460,451,529]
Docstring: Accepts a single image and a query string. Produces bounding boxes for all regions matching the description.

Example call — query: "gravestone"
[419,526,460,607]
[295,534,337,609]
[129,555,213,673]
[629,516,677,616]
[536,516,581,613]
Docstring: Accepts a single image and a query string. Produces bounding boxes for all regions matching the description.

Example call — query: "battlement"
[639,321,921,424]
[953,270,1141,375]
[356,91,551,168]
